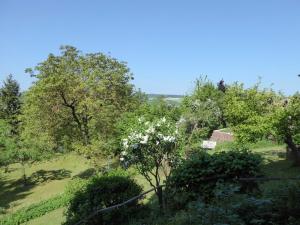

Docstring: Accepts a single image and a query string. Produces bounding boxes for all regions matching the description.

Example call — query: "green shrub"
[64,169,143,225]
[265,182,300,224]
[168,184,274,225]
[166,149,262,208]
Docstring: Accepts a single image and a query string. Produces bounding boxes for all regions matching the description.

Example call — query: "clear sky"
[0,0,300,95]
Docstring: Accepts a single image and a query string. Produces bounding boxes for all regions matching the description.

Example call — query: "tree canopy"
[21,46,139,159]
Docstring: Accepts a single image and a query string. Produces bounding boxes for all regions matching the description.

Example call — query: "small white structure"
[202,140,217,149]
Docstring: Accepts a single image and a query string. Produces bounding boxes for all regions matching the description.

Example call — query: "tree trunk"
[22,162,27,185]
[285,136,300,166]
[156,186,164,211]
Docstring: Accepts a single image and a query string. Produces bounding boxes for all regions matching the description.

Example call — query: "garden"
[1,47,300,225]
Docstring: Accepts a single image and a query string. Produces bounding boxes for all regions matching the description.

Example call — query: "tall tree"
[22,46,137,159]
[0,75,21,171]
[271,94,300,165]
[0,74,21,135]
[227,83,300,165]
[223,81,276,127]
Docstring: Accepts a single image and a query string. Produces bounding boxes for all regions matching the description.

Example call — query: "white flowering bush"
[120,117,180,204]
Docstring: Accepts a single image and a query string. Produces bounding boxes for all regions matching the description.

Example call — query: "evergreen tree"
[0,74,21,135]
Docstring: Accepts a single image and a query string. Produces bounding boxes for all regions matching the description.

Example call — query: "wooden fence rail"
[74,185,165,225]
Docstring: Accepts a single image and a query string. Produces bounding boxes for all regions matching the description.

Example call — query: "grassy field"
[0,153,95,215]
[1,142,300,225]
[0,152,155,225]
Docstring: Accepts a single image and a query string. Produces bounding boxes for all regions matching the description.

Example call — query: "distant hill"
[147,94,184,99]
[147,94,184,104]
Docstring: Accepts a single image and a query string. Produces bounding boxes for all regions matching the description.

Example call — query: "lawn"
[1,142,300,225]
[0,153,95,215]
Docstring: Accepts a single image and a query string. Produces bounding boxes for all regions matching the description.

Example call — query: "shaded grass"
[0,153,96,215]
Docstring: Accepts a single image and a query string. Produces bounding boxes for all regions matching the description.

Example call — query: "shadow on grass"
[0,177,33,211]
[73,168,96,179]
[28,169,71,184]
[0,169,71,211]
[260,158,300,191]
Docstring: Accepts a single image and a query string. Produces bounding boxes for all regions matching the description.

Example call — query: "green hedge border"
[0,194,70,225]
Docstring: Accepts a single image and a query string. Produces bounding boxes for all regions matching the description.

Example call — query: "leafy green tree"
[228,83,300,165]
[22,46,137,160]
[0,119,17,169]
[271,94,300,165]
[224,82,278,145]
[223,81,277,128]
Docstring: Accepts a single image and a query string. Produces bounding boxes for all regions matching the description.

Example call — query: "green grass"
[0,153,95,215]
[22,207,66,225]
[2,142,300,225]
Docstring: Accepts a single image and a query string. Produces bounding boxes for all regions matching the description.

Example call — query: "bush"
[64,169,143,225]
[168,184,273,225]
[265,182,300,224]
[166,149,262,208]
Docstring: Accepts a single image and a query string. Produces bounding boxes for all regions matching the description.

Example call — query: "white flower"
[123,139,129,149]
[169,136,176,142]
[146,126,155,134]
[163,136,175,142]
[161,117,166,123]
[130,132,142,140]
[140,135,149,144]
[120,157,124,161]
[132,143,139,149]
[121,151,127,156]
[156,140,160,145]
[179,117,185,122]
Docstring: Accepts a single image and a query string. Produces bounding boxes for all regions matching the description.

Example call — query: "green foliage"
[0,75,22,168]
[166,149,263,208]
[0,74,21,135]
[0,120,17,166]
[120,117,180,209]
[265,182,300,224]
[167,184,273,225]
[21,46,138,158]
[271,94,300,144]
[116,97,181,154]
[232,87,300,165]
[0,194,70,225]
[64,169,143,225]
[223,81,276,127]
[179,77,226,149]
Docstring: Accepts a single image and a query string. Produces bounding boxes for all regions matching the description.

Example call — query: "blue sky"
[0,0,300,95]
